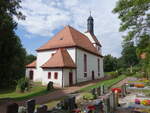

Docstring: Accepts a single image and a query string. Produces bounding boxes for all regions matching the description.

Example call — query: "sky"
[15,0,124,57]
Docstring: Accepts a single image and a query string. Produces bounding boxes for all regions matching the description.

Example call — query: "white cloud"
[17,0,123,57]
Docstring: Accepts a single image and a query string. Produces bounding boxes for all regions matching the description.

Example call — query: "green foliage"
[16,78,30,93]
[0,0,26,88]
[121,41,139,68]
[47,81,54,91]
[104,54,118,72]
[83,93,94,100]
[113,0,150,40]
[106,71,118,78]
[26,54,36,65]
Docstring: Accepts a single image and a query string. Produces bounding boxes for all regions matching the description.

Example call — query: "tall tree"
[103,54,118,72]
[113,0,150,76]
[121,41,139,72]
[0,0,26,88]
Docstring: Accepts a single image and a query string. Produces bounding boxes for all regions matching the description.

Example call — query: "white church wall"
[84,32,95,44]
[76,48,104,83]
[100,57,104,78]
[63,68,76,87]
[42,68,62,87]
[66,48,76,63]
[36,50,57,81]
[26,68,37,80]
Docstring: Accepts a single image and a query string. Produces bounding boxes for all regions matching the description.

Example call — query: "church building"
[26,15,104,87]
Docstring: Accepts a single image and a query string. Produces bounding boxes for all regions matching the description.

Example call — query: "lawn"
[0,83,53,100]
[80,75,126,92]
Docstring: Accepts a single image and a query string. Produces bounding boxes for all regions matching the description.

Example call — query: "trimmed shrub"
[16,77,30,93]
[47,81,53,91]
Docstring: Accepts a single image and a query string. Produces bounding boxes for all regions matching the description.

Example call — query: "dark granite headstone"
[97,87,101,96]
[6,103,18,113]
[37,105,47,113]
[26,99,35,113]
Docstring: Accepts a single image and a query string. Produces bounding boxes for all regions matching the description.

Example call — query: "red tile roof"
[37,26,102,57]
[26,60,36,68]
[41,48,76,68]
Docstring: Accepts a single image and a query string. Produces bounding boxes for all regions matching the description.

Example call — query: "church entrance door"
[92,71,95,80]
[69,72,73,86]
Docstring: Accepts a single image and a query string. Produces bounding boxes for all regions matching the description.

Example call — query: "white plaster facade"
[26,47,104,87]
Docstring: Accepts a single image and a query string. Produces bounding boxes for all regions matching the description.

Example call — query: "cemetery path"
[111,77,136,88]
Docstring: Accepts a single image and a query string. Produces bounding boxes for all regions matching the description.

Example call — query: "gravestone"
[6,103,18,113]
[97,87,101,96]
[103,98,108,113]
[109,92,115,111]
[104,86,108,94]
[100,85,105,95]
[62,96,76,111]
[91,88,97,99]
[26,99,35,113]
[114,92,119,108]
[121,84,126,97]
[37,105,47,113]
[124,83,128,95]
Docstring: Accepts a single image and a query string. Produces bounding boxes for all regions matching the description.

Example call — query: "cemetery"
[2,76,150,113]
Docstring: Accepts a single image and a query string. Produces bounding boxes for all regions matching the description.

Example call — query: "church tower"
[84,14,102,54]
[87,15,94,34]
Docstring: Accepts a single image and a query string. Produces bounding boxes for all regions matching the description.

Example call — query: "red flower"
[72,109,81,113]
[87,105,96,110]
[111,88,121,93]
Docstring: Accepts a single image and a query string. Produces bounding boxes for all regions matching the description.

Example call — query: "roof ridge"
[66,26,76,45]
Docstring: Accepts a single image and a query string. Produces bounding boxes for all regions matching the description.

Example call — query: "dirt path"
[111,77,136,88]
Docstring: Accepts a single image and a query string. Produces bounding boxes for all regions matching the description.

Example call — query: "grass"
[0,82,54,101]
[36,96,67,109]
[80,75,126,92]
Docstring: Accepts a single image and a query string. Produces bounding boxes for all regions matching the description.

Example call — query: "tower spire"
[87,12,94,34]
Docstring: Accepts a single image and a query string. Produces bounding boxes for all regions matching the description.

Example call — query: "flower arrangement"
[87,105,96,111]
[134,84,145,88]
[135,99,150,106]
[135,99,140,104]
[111,88,121,93]
[141,100,150,106]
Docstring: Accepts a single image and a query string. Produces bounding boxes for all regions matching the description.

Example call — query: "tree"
[113,0,150,77]
[113,0,150,42]
[0,0,26,88]
[121,41,139,72]
[26,54,36,65]
[103,55,118,72]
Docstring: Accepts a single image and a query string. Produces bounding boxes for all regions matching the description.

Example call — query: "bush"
[16,77,30,93]
[47,81,53,91]
[117,68,127,75]
[106,71,118,78]
[83,93,94,100]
